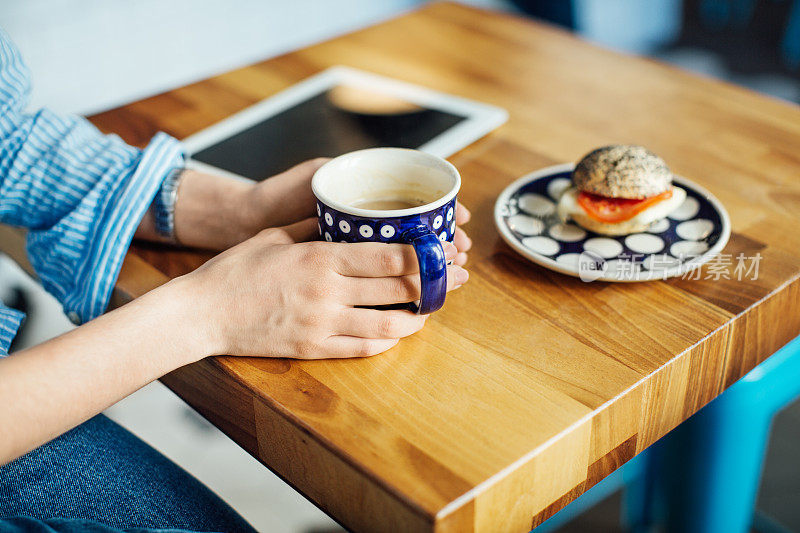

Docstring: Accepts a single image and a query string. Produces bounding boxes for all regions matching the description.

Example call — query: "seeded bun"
[573,145,672,199]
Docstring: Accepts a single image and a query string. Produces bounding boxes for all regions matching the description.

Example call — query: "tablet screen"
[191,86,468,180]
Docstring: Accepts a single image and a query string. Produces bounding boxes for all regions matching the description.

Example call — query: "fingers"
[456,202,471,225]
[253,228,295,245]
[283,217,319,242]
[256,158,332,227]
[297,309,428,359]
[344,265,469,306]
[252,217,321,244]
[316,336,400,359]
[454,204,472,266]
[454,227,472,253]
[276,157,330,180]
[332,241,457,277]
[336,308,427,339]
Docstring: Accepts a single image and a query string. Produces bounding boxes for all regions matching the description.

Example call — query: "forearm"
[0,276,214,464]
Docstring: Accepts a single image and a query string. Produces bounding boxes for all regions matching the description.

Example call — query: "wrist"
[144,274,226,366]
[173,170,258,249]
[237,183,271,239]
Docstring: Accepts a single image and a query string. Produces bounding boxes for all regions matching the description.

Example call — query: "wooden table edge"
[109,245,800,529]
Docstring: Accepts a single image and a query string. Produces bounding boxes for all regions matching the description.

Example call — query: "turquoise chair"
[533,335,800,532]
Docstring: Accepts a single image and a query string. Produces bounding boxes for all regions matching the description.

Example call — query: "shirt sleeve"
[0,304,24,357]
[0,28,184,324]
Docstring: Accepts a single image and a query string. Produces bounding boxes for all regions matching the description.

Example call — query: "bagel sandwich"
[557,145,686,236]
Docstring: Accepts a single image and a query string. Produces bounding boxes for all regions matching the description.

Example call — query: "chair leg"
[659,389,773,532]
[654,337,800,532]
[621,446,660,533]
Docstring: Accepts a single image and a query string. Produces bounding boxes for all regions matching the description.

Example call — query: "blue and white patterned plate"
[494,163,731,282]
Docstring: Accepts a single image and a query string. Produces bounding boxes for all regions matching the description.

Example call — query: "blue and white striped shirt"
[0,28,184,355]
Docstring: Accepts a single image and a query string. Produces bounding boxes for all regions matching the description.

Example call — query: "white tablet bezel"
[182,66,508,181]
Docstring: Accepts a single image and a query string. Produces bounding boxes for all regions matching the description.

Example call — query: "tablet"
[182,66,508,181]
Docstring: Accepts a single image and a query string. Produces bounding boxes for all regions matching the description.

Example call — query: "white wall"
[1,0,422,116]
[1,0,511,117]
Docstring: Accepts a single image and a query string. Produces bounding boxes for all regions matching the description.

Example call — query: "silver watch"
[154,167,185,243]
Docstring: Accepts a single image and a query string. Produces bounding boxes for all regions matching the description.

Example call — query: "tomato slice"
[577,188,673,223]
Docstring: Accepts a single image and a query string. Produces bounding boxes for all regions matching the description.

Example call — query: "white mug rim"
[311,148,461,218]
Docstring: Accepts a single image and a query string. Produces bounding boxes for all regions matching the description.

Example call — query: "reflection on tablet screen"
[191,85,467,181]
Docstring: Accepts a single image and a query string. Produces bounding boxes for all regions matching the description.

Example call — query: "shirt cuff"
[66,132,184,323]
[0,305,25,356]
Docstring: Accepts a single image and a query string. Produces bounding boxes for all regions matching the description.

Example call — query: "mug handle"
[402,225,447,314]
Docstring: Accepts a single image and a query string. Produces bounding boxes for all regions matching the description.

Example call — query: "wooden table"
[77,2,800,531]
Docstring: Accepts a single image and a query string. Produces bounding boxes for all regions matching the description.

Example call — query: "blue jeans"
[0,415,256,532]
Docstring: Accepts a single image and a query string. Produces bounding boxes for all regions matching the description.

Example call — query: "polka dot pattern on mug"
[496,167,729,281]
[359,225,373,238]
[315,198,457,246]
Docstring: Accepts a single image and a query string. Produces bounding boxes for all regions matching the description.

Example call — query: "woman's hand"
[242,158,328,233]
[177,158,329,249]
[137,158,474,264]
[239,158,474,265]
[239,158,474,264]
[182,225,469,360]
[135,159,328,250]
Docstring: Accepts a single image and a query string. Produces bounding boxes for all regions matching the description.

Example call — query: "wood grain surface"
[17,2,800,531]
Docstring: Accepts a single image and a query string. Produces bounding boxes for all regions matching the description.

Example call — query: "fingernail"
[444,242,457,259]
[455,267,469,285]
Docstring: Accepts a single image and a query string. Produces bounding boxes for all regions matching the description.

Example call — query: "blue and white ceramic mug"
[312,148,461,314]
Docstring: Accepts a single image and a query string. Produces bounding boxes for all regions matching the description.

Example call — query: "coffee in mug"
[350,190,430,211]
